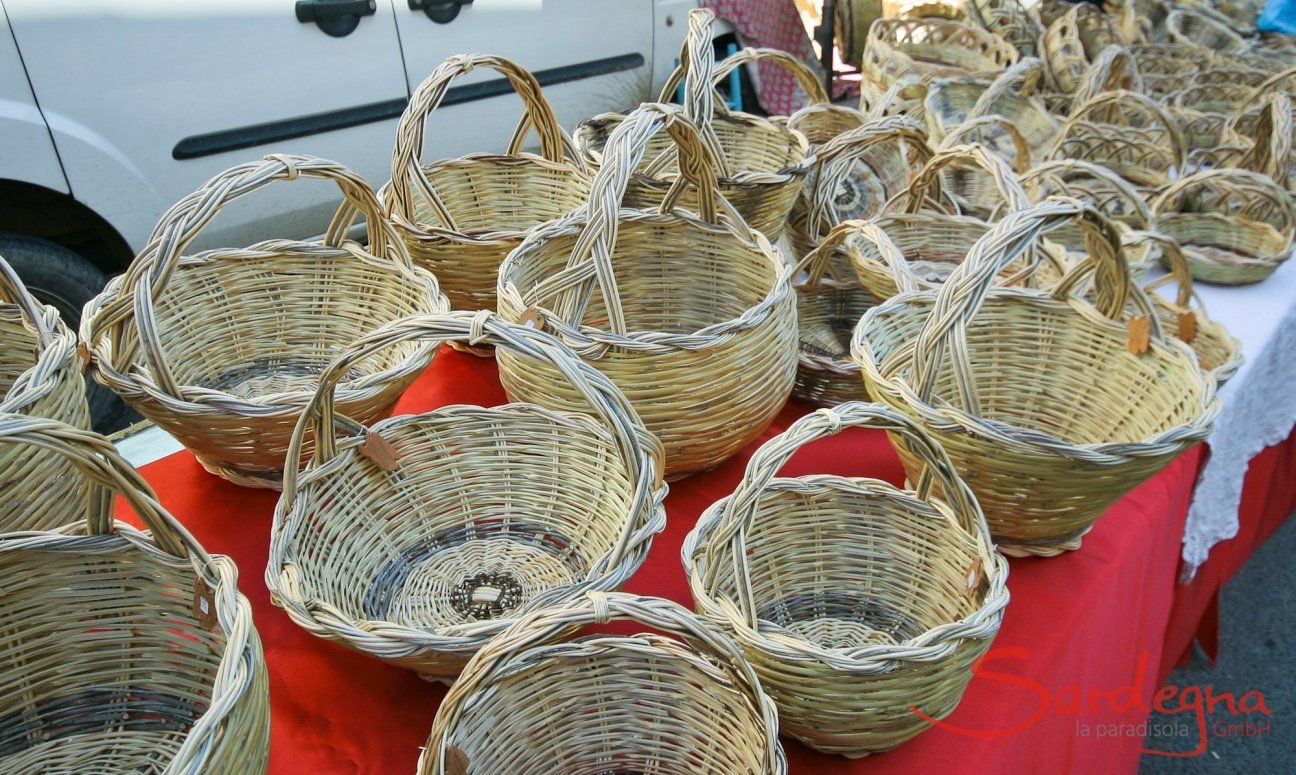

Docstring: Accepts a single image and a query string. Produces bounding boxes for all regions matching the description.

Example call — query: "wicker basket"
[1130,43,1211,98]
[904,141,1033,223]
[924,57,1058,159]
[0,415,269,773]
[81,155,447,489]
[852,200,1219,555]
[499,104,797,478]
[1048,89,1186,192]
[864,18,1019,87]
[1167,7,1246,54]
[837,0,886,67]
[787,116,933,261]
[1069,44,1144,108]
[268,311,667,678]
[384,54,591,315]
[790,222,894,406]
[965,0,1047,58]
[682,401,1009,756]
[575,10,813,239]
[1151,168,1296,285]
[0,256,90,531]
[1042,3,1121,93]
[420,591,785,774]
[934,117,1034,218]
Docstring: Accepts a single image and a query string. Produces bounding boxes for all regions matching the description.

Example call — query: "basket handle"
[803,115,932,236]
[1151,168,1296,241]
[1234,93,1293,188]
[894,143,1031,217]
[937,116,1032,174]
[910,199,1150,412]
[798,218,918,293]
[0,253,57,350]
[1069,45,1143,108]
[389,53,575,232]
[1239,64,1296,112]
[1054,89,1186,173]
[966,57,1046,120]
[702,402,987,625]
[115,155,410,397]
[701,47,830,108]
[652,9,728,177]
[424,591,783,775]
[518,103,741,337]
[1126,230,1210,329]
[1018,159,1152,228]
[0,414,211,566]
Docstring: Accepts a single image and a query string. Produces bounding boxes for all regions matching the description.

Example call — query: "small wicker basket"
[268,311,667,678]
[0,415,269,773]
[1048,89,1186,193]
[924,57,1058,159]
[0,255,90,531]
[852,200,1219,555]
[683,401,1010,756]
[1167,7,1247,54]
[836,0,886,67]
[1151,167,1296,285]
[1042,3,1122,93]
[709,47,856,144]
[965,0,1047,58]
[384,54,591,314]
[82,155,447,489]
[499,104,797,478]
[865,18,1019,87]
[1128,43,1212,98]
[420,591,786,774]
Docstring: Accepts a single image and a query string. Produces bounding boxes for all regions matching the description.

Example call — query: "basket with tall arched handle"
[0,253,91,530]
[81,154,447,489]
[499,103,797,479]
[420,591,785,774]
[852,199,1219,556]
[683,401,1009,756]
[1041,2,1122,94]
[864,17,1019,87]
[924,57,1056,157]
[0,414,269,773]
[574,10,813,239]
[934,117,1034,221]
[268,310,668,679]
[965,0,1047,58]
[383,53,591,315]
[1048,89,1186,193]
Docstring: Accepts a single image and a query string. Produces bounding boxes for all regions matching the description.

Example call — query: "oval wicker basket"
[268,311,667,678]
[965,0,1046,58]
[0,414,269,773]
[1128,43,1212,98]
[384,54,591,314]
[683,401,1009,756]
[1042,3,1122,93]
[852,200,1219,556]
[575,10,813,238]
[934,117,1034,219]
[499,104,797,479]
[0,256,90,531]
[1151,167,1296,285]
[1048,89,1186,193]
[421,591,786,774]
[924,57,1058,158]
[1167,7,1247,54]
[864,18,1018,86]
[897,142,1032,226]
[1068,44,1144,108]
[82,155,447,489]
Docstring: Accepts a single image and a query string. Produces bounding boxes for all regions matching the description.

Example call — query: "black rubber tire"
[0,233,130,432]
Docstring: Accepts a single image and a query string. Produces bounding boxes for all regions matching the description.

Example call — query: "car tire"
[0,232,130,432]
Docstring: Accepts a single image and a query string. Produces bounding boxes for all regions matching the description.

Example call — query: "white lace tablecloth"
[1170,256,1296,580]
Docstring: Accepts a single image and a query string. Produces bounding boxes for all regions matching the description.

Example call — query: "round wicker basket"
[683,401,1009,756]
[836,0,886,67]
[1167,7,1246,54]
[81,155,447,489]
[0,415,269,773]
[268,311,667,678]
[852,200,1219,556]
[0,255,90,531]
[420,591,786,774]
[1048,89,1186,193]
[865,18,1018,87]
[1042,3,1122,93]
[924,57,1058,159]
[965,0,1047,58]
[384,54,591,314]
[499,104,797,479]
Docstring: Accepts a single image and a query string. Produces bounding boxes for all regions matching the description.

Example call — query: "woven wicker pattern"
[865,18,1019,86]
[0,415,268,773]
[965,0,1046,58]
[574,10,812,238]
[500,104,797,478]
[384,54,591,314]
[1042,3,1121,93]
[82,155,447,488]
[1167,7,1246,54]
[1152,167,1296,285]
[852,200,1218,555]
[268,311,667,678]
[836,0,886,66]
[1069,44,1144,107]
[683,402,1009,756]
[421,591,786,774]
[715,47,868,148]
[934,118,1034,218]
[924,57,1058,159]
[0,256,90,531]
[1048,89,1186,191]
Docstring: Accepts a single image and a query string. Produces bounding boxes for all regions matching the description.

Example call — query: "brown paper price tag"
[76,342,92,372]
[1177,311,1197,343]
[193,578,218,629]
[445,745,470,775]
[519,307,545,331]
[1127,315,1150,355]
[360,432,399,472]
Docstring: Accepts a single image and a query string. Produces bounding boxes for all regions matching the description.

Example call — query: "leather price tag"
[193,578,218,629]
[360,432,399,472]
[1177,311,1197,343]
[1127,315,1150,356]
[445,745,469,775]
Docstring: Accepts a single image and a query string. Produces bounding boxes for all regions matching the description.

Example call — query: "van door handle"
[296,0,377,37]
[409,0,473,24]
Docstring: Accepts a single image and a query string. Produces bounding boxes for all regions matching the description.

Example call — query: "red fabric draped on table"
[122,348,1209,773]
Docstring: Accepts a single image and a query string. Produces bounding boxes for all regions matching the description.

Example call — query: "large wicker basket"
[1042,3,1121,93]
[852,200,1219,555]
[683,401,1009,756]
[1151,168,1296,285]
[0,415,269,773]
[420,591,786,774]
[82,155,447,489]
[1048,89,1186,193]
[575,10,813,238]
[268,311,667,678]
[864,18,1019,86]
[499,104,797,479]
[0,255,90,531]
[384,54,591,314]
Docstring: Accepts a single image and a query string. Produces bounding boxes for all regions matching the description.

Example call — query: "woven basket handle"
[702,47,830,108]
[1054,89,1186,172]
[1069,46,1143,107]
[118,155,407,398]
[1239,65,1296,112]
[937,116,1032,174]
[1127,230,1210,325]
[804,115,932,235]
[0,414,211,565]
[895,143,1031,217]
[425,591,783,775]
[0,253,57,350]
[1018,159,1152,227]
[1235,93,1293,188]
[967,57,1045,119]
[705,402,985,625]
[798,218,918,292]
[651,9,728,177]
[389,53,575,232]
[911,199,1144,412]
[519,103,740,337]
[1151,168,1296,241]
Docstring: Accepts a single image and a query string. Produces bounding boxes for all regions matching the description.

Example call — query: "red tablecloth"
[127,348,1215,773]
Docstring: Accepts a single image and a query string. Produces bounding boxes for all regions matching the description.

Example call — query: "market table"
[123,346,1211,774]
